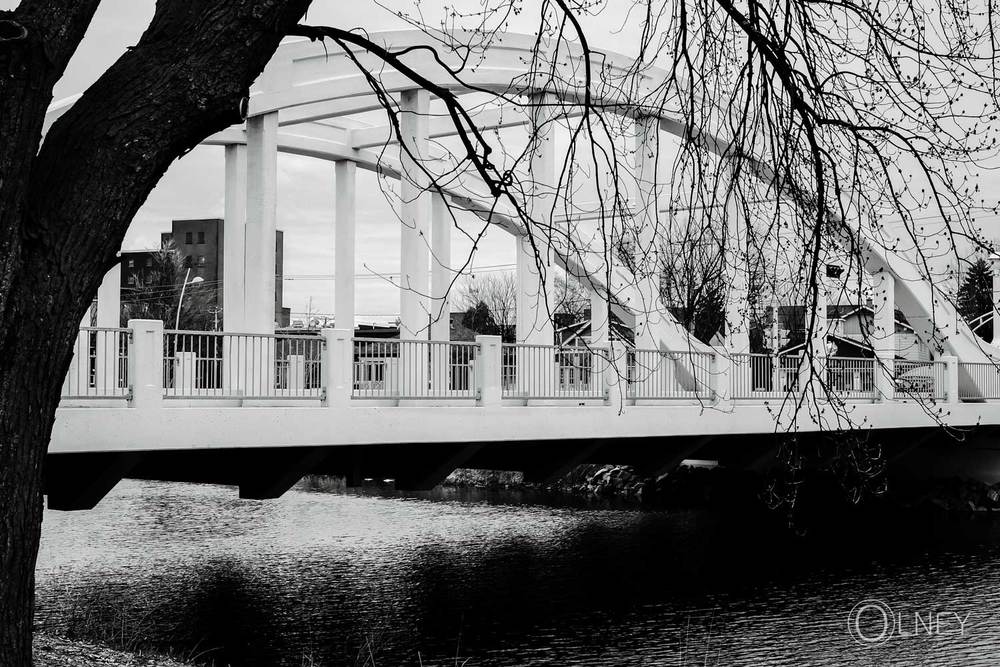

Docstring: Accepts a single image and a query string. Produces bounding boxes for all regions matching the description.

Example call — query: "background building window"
[184,231,193,244]
[197,231,205,244]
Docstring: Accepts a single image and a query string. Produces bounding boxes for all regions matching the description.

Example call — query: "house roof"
[556,309,635,347]
[776,303,913,331]
[779,332,911,359]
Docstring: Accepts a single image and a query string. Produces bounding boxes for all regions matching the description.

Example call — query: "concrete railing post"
[127,319,164,410]
[712,351,732,408]
[287,354,306,393]
[943,355,959,404]
[604,340,627,407]
[475,335,502,406]
[875,358,895,402]
[176,351,196,394]
[322,328,354,405]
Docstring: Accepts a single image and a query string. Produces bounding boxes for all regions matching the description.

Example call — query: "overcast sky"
[8,1,1000,322]
[6,0,648,324]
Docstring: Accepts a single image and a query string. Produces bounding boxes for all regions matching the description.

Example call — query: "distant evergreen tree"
[957,258,994,341]
[462,300,500,337]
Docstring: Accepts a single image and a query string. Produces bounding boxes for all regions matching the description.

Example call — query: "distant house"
[777,303,928,361]
[554,308,635,347]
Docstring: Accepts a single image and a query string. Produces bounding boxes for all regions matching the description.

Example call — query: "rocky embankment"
[34,634,188,667]
[445,464,1000,515]
[445,463,748,507]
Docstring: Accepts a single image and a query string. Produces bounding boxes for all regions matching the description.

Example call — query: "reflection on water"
[35,479,1000,666]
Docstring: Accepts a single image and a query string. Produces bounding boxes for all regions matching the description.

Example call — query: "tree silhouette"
[120,244,215,331]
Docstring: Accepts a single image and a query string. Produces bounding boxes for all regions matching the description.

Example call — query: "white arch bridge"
[42,31,1000,510]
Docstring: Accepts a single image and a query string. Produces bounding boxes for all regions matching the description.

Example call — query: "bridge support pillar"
[523,440,603,484]
[245,112,278,334]
[335,160,356,331]
[393,444,482,491]
[238,449,329,500]
[46,452,141,511]
[128,319,163,410]
[224,144,247,332]
[322,328,354,405]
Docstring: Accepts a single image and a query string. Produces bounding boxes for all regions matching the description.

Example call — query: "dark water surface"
[34,479,1000,666]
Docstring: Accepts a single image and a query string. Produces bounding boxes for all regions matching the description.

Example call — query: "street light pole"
[175,267,205,330]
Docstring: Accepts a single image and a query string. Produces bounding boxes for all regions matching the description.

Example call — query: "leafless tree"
[1,0,998,659]
[554,273,589,320]
[457,273,517,336]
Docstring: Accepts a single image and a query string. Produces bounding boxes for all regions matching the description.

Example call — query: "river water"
[34,479,1000,666]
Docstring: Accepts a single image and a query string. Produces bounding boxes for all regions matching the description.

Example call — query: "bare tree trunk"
[0,2,310,663]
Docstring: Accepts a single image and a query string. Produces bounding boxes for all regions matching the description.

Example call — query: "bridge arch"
[44,29,997,377]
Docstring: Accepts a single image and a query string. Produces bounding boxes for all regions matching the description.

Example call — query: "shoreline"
[34,633,188,667]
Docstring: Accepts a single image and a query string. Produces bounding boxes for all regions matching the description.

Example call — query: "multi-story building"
[121,218,289,328]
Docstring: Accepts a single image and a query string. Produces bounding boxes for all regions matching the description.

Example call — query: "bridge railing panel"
[163,330,323,400]
[825,357,877,400]
[351,338,478,400]
[893,360,946,401]
[730,353,801,399]
[500,344,608,400]
[60,327,131,399]
[627,349,715,400]
[959,362,1000,400]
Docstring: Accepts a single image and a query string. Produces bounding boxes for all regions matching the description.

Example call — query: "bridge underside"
[43,424,1000,511]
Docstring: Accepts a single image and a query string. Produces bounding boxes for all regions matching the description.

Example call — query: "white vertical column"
[991,254,1000,346]
[516,92,556,345]
[245,113,278,334]
[801,263,828,393]
[430,192,451,341]
[246,114,278,398]
[590,288,608,346]
[430,193,451,393]
[224,144,248,333]
[873,270,896,400]
[96,263,121,328]
[515,93,557,397]
[399,89,431,340]
[335,160,357,332]
[719,164,750,354]
[399,90,431,398]
[632,116,662,351]
[95,263,121,392]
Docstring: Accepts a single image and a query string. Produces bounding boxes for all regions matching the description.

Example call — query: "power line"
[282,264,517,281]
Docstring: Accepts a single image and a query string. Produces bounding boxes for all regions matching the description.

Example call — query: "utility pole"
[208,305,223,332]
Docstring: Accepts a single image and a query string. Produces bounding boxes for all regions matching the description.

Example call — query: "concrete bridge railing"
[57,319,991,409]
